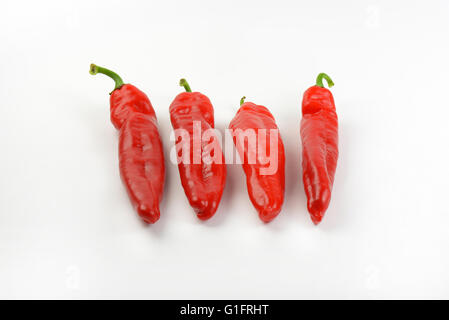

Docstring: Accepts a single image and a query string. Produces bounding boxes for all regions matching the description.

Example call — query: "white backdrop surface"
[0,0,448,299]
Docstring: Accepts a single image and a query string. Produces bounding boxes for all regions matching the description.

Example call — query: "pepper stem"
[240,96,246,106]
[89,64,124,91]
[179,78,192,92]
[316,73,334,88]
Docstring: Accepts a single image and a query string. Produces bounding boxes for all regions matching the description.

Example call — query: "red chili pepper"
[229,97,285,222]
[169,79,226,220]
[301,73,338,225]
[90,64,165,224]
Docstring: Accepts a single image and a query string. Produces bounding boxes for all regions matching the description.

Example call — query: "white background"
[0,0,448,299]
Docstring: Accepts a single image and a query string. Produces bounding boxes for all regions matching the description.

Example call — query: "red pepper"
[301,73,338,225]
[229,97,285,222]
[169,79,226,220]
[90,64,165,224]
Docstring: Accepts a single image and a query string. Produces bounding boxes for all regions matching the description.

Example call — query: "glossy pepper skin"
[229,97,285,222]
[301,73,338,225]
[169,79,226,220]
[90,64,165,224]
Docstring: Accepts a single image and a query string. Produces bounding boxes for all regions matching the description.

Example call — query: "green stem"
[179,78,192,92]
[316,73,334,88]
[240,96,246,106]
[89,64,124,91]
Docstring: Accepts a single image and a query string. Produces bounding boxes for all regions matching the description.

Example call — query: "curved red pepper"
[169,79,226,220]
[229,97,285,222]
[90,64,165,224]
[301,73,338,225]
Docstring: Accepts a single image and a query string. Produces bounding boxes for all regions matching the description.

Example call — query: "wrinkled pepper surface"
[229,97,285,222]
[90,64,165,224]
[169,79,226,220]
[301,73,338,224]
